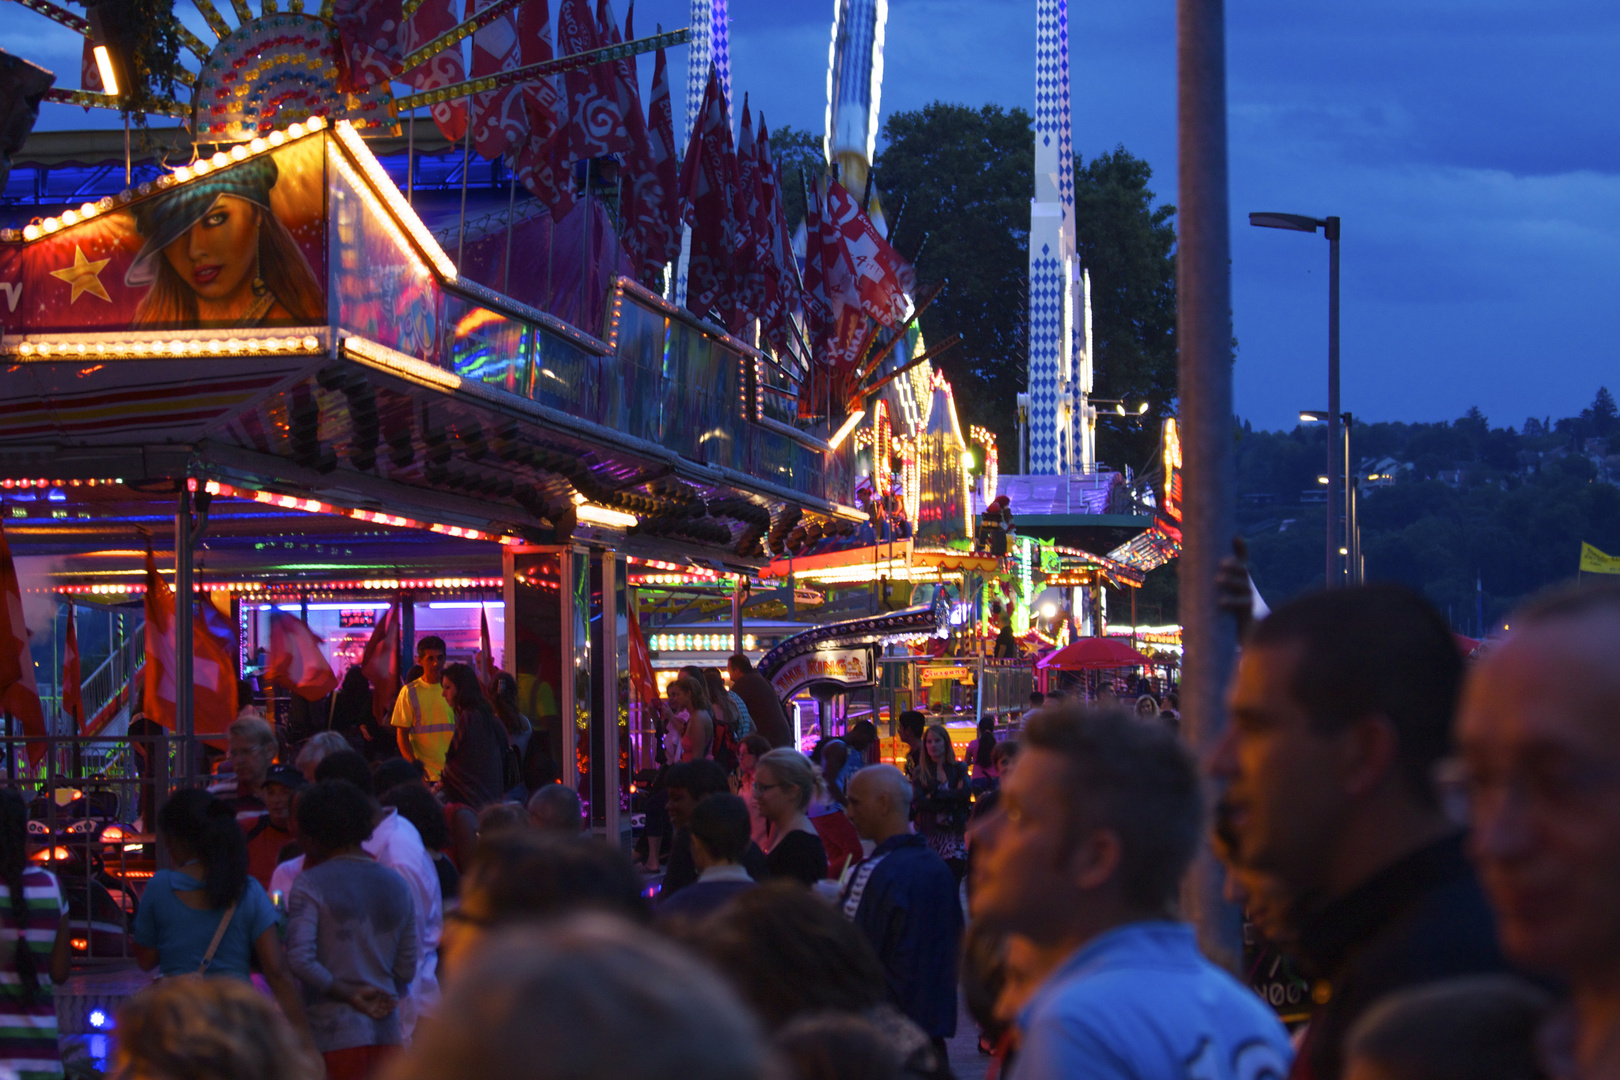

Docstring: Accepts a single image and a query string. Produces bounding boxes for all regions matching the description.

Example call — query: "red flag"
[331,0,405,89]
[62,605,83,734]
[516,0,563,150]
[625,604,657,707]
[622,36,681,287]
[557,0,631,164]
[731,99,765,332]
[824,178,916,329]
[468,0,530,160]
[512,0,576,225]
[0,523,46,763]
[477,604,496,689]
[400,0,468,141]
[361,601,400,724]
[142,548,238,740]
[268,613,339,702]
[757,117,804,360]
[678,65,738,325]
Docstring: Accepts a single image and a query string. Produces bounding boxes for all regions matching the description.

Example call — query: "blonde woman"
[751,749,828,886]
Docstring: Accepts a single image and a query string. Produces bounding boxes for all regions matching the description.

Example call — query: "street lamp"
[1255,211,1342,586]
[1300,409,1361,584]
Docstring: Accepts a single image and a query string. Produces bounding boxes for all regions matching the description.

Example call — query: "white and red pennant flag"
[756,117,804,361]
[143,547,238,741]
[621,32,682,287]
[62,604,83,735]
[0,523,46,762]
[400,0,468,141]
[557,0,631,164]
[678,64,738,326]
[361,601,401,725]
[268,613,340,702]
[732,99,766,333]
[468,0,530,160]
[331,0,405,90]
[823,178,915,330]
[512,0,571,213]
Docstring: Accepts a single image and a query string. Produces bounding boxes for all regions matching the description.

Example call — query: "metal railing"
[79,620,145,735]
[3,732,194,967]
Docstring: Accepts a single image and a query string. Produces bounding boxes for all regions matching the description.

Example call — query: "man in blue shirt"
[972,708,1291,1079]
[841,764,963,1053]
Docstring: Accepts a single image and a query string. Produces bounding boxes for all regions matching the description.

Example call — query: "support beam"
[1176,0,1242,972]
[174,483,195,784]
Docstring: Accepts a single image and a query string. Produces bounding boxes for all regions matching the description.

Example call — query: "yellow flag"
[1580,543,1620,574]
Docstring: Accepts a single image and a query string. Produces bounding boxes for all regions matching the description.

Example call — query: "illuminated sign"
[1163,417,1183,523]
[339,610,377,628]
[769,647,874,700]
[919,664,974,685]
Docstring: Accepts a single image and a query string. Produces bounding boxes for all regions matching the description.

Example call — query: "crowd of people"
[4,573,1620,1080]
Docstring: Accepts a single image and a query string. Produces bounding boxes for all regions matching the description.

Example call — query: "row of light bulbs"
[7,117,327,244]
[13,336,322,359]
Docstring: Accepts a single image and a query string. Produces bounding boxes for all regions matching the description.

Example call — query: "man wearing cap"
[247,763,305,891]
[392,636,455,781]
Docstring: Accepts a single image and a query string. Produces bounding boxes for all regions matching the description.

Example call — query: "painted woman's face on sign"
[161,194,260,306]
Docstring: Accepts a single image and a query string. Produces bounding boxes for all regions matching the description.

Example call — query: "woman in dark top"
[911,724,971,880]
[752,749,828,886]
[437,664,508,809]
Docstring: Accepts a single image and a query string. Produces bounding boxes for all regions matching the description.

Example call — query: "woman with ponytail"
[0,788,70,1080]
[133,788,312,1045]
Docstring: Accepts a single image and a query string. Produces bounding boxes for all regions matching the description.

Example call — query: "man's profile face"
[1209,642,1351,892]
[843,773,884,840]
[1459,620,1620,980]
[969,747,1079,942]
[419,647,446,684]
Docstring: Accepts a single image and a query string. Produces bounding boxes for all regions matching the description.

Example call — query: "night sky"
[16,0,1618,431]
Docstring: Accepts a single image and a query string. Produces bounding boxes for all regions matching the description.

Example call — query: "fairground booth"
[0,108,866,990]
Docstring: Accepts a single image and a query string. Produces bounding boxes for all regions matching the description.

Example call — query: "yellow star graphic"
[49,245,112,304]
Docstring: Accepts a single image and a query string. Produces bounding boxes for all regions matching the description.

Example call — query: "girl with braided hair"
[0,787,70,1080]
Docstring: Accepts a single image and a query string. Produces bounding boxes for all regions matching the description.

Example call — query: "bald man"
[1459,583,1620,1078]
[841,766,962,1053]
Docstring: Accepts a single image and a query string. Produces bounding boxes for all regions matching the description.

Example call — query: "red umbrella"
[1038,637,1154,670]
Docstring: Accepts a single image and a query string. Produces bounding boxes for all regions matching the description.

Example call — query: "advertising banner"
[0,136,327,335]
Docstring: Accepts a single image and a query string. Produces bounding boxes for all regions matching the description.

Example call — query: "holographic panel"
[445,294,529,394]
[329,140,439,362]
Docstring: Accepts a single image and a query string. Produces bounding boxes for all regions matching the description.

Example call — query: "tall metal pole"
[1325,216,1342,587]
[175,483,194,784]
[1343,413,1357,585]
[1177,0,1243,972]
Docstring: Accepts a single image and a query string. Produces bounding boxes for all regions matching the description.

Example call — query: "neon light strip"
[198,479,522,546]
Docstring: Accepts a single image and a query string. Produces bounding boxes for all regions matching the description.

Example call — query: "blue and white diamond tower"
[1027,0,1093,475]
